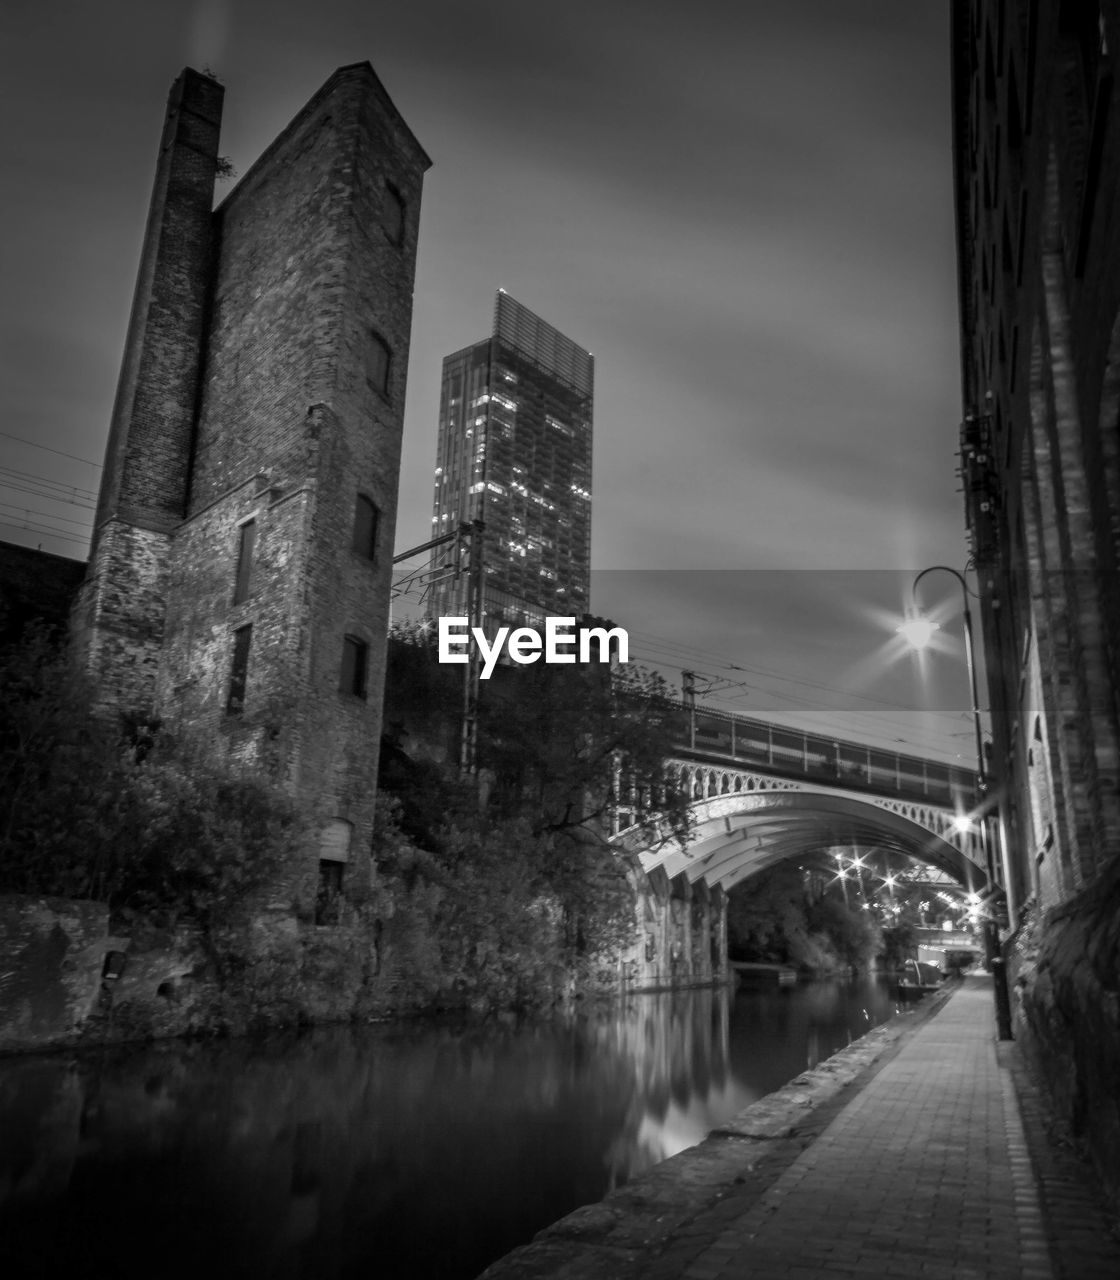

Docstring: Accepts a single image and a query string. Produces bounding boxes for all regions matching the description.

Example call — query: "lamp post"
[899,565,1013,1041]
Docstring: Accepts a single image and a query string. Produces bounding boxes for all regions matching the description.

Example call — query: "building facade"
[951,0,1120,1202]
[72,65,430,914]
[428,291,593,629]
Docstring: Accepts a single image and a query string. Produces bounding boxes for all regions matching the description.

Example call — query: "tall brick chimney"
[93,68,224,544]
[75,69,223,713]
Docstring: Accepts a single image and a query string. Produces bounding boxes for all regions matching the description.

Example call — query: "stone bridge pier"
[614,864,730,993]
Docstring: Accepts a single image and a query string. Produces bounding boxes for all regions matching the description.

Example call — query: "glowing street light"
[902,565,1013,1040]
[896,615,940,650]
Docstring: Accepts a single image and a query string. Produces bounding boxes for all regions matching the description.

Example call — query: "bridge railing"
[674,701,980,809]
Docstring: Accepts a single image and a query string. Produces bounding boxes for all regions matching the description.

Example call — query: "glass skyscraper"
[429,291,593,628]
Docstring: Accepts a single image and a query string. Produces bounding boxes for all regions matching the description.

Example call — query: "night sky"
[1,1,981,765]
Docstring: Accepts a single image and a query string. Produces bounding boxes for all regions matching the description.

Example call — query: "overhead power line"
[0,464,98,503]
[0,518,91,550]
[0,500,95,530]
[0,430,102,469]
[625,631,963,718]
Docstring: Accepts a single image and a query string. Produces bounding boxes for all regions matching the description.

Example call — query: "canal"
[0,976,904,1279]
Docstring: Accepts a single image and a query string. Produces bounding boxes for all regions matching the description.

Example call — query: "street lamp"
[900,565,1013,1040]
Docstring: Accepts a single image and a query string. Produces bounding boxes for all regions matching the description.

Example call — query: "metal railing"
[674,701,979,809]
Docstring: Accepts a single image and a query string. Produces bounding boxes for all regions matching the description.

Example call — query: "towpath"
[478,974,1120,1279]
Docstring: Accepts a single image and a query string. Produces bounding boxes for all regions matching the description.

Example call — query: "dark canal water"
[0,976,904,1280]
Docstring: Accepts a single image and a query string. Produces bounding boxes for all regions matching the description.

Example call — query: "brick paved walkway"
[673,976,1055,1280]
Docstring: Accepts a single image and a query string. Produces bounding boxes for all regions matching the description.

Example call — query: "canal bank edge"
[476,983,959,1280]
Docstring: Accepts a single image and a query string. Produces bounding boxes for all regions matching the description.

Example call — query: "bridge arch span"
[617,789,990,896]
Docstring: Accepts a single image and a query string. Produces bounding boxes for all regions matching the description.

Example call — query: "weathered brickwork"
[0,896,112,1053]
[952,0,1120,1207]
[156,475,314,755]
[72,70,223,716]
[94,69,223,536]
[71,520,171,714]
[74,65,430,923]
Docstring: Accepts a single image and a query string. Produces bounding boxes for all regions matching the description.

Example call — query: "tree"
[879,921,918,969]
[806,894,882,971]
[478,656,692,846]
[726,863,814,964]
[375,627,693,1009]
[384,623,693,847]
[0,624,303,928]
[727,861,884,974]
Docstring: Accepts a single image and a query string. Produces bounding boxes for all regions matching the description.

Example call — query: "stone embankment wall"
[1008,879,1120,1215]
[0,893,385,1053]
[1,857,731,1053]
[0,898,116,1052]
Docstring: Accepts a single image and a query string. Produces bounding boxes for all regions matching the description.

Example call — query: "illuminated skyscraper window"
[429,292,593,628]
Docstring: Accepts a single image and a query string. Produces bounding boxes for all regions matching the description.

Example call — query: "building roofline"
[213,61,431,218]
[441,338,492,367]
[0,538,88,571]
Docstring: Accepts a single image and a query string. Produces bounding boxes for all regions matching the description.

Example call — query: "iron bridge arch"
[614,761,990,895]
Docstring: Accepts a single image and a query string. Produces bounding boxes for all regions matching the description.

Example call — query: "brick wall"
[158,64,429,912]
[71,520,170,714]
[74,68,222,713]
[94,68,223,537]
[74,62,429,929]
[0,896,112,1052]
[952,1,1120,1207]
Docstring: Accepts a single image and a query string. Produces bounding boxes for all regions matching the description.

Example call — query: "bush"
[0,626,302,928]
[728,863,883,973]
[374,798,636,1012]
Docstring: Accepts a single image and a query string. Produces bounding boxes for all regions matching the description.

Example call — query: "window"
[352,494,379,559]
[383,182,404,245]
[315,860,344,925]
[340,635,368,698]
[369,333,392,396]
[315,819,352,924]
[233,519,256,604]
[227,624,252,715]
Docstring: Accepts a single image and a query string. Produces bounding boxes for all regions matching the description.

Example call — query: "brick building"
[951,1,1120,1200]
[73,65,430,914]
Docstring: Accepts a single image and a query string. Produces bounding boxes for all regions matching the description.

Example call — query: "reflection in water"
[0,977,901,1279]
